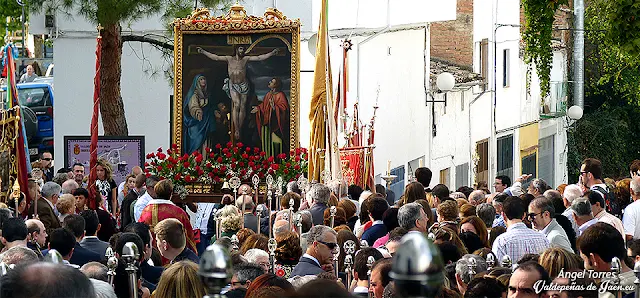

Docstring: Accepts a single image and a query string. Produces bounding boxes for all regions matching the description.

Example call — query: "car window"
[18,87,50,108]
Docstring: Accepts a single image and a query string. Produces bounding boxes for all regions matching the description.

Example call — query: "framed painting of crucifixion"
[172,4,301,158]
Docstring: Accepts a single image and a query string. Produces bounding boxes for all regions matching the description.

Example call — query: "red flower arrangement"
[145,143,308,187]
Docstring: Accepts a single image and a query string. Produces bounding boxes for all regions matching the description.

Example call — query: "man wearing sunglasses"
[290,225,337,278]
[40,152,54,182]
[527,197,573,253]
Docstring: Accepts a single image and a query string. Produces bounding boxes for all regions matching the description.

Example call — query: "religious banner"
[339,147,366,188]
[172,5,300,158]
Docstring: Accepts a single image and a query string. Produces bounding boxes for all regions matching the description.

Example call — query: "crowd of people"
[1,154,640,298]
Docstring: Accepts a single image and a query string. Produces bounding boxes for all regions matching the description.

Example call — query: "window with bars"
[440,168,450,188]
[497,135,514,182]
[475,139,489,184]
[455,163,469,189]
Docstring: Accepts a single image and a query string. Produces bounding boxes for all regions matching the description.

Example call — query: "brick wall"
[430,0,474,67]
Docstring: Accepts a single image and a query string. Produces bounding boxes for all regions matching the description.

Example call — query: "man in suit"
[28,182,61,235]
[121,173,146,229]
[79,210,110,257]
[307,184,331,226]
[123,222,164,285]
[291,225,337,277]
[44,228,79,267]
[62,214,103,267]
[25,219,47,258]
[237,195,258,233]
[528,197,573,253]
[361,197,390,246]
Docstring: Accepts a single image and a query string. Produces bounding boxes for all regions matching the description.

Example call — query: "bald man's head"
[0,262,95,297]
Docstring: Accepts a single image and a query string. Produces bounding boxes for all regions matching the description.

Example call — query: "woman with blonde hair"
[539,247,583,279]
[56,194,76,223]
[219,205,242,237]
[95,158,117,217]
[152,261,206,298]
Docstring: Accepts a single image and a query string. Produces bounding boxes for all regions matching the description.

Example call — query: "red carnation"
[157,166,163,171]
[157,152,167,160]
[183,161,191,168]
[222,148,229,154]
[157,147,163,153]
[260,151,266,156]
[239,162,245,167]
[220,166,227,172]
[205,147,211,153]
[167,163,174,169]
[226,153,232,158]
[167,149,173,155]
[245,147,251,152]
[242,153,249,159]
[171,144,178,150]
[182,154,189,161]
[230,163,237,169]
[195,155,203,163]
[144,162,149,167]
[174,174,182,180]
[284,169,289,174]
[198,169,205,175]
[185,175,193,182]
[295,156,301,162]
[151,161,157,166]
[214,176,221,183]
[290,150,295,157]
[217,157,223,163]
[208,172,215,178]
[233,148,239,154]
[278,153,287,159]
[206,162,213,168]
[248,162,255,167]
[215,144,222,150]
[296,148,301,155]
[258,172,265,178]
[227,142,233,148]
[271,164,279,171]
[144,168,150,173]
[145,173,151,178]
[286,163,291,168]
[254,147,260,153]
[240,169,247,176]
[237,142,244,148]
[209,153,216,158]
[294,164,301,170]
[231,158,237,163]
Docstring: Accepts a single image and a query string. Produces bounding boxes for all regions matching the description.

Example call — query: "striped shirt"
[492,222,550,263]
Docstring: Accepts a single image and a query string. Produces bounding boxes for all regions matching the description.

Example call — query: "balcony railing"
[540,81,568,119]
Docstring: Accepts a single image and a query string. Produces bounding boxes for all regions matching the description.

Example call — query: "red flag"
[87,36,102,210]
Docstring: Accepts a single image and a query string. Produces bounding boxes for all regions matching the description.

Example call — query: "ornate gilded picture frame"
[173,5,301,157]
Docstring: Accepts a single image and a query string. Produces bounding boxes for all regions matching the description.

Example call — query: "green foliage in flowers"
[145,142,308,186]
[521,0,568,99]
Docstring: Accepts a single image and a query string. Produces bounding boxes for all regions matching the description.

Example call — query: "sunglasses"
[527,212,541,219]
[317,240,338,250]
[42,158,52,161]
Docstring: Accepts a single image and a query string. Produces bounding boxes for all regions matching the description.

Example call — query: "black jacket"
[290,256,324,277]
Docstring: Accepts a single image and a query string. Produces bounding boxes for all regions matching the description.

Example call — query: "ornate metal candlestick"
[344,240,356,289]
[256,205,264,235]
[266,174,274,238]
[611,256,621,298]
[252,174,260,207]
[288,198,294,231]
[486,253,496,271]
[501,255,512,270]
[468,257,477,277]
[389,232,444,297]
[330,206,336,228]
[276,176,284,211]
[294,213,303,238]
[199,244,232,298]
[268,238,277,274]
[229,176,242,225]
[360,239,369,249]
[367,256,375,298]
[333,247,340,279]
[230,235,239,252]
[122,242,140,298]
[633,260,640,298]
[297,176,309,204]
[105,247,118,288]
[44,249,63,264]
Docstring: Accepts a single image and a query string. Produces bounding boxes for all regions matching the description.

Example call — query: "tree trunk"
[99,23,128,136]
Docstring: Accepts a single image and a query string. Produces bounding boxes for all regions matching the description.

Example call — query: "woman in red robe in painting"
[251,77,289,157]
[138,179,197,258]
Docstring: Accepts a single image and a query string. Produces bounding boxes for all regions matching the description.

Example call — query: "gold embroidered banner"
[340,148,365,187]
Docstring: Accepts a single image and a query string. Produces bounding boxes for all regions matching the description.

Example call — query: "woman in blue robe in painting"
[184,74,216,154]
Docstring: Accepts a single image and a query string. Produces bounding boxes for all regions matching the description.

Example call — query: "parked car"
[0,82,54,159]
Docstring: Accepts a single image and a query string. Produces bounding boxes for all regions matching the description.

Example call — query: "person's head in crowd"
[153,261,206,298]
[0,262,95,297]
[294,278,352,298]
[231,262,265,290]
[381,207,399,233]
[631,177,640,203]
[453,195,468,206]
[235,194,255,213]
[437,199,458,222]
[459,216,489,248]
[1,217,28,249]
[71,188,89,213]
[539,247,583,279]
[359,196,372,225]
[628,239,640,263]
[557,183,567,195]
[455,254,488,295]
[415,167,432,189]
[154,218,187,261]
[571,198,594,226]
[280,192,301,212]
[501,196,525,223]
[236,228,256,248]
[41,181,61,204]
[348,184,364,201]
[0,246,38,266]
[562,184,583,209]
[403,182,426,205]
[337,229,360,272]
[25,219,47,248]
[323,206,347,227]
[123,222,153,261]
[527,178,550,197]
[476,203,496,229]
[385,227,407,256]
[543,189,565,213]
[80,261,109,282]
[338,198,357,221]
[494,175,512,193]
[517,253,540,265]
[457,186,473,199]
[56,194,76,217]
[414,199,434,227]
[240,234,269,255]
[354,247,384,283]
[52,172,70,187]
[245,273,294,297]
[398,202,428,233]
[275,230,302,263]
[437,241,462,265]
[464,276,506,298]
[432,184,450,201]
[286,181,302,196]
[328,180,349,199]
[298,210,313,234]
[508,261,550,298]
[48,228,75,260]
[144,175,161,199]
[7,192,26,215]
[63,214,86,242]
[274,219,291,238]
[586,190,607,216]
[615,178,632,210]
[468,190,486,206]
[244,248,270,273]
[61,179,79,195]
[489,226,506,247]
[581,158,603,188]
[115,232,145,264]
[368,197,389,223]
[528,196,555,231]
[90,279,117,298]
[577,222,626,272]
[459,231,484,254]
[547,273,595,298]
[306,183,331,207]
[459,203,476,218]
[306,225,338,265]
[154,179,174,200]
[80,210,100,238]
[220,205,242,233]
[72,163,85,185]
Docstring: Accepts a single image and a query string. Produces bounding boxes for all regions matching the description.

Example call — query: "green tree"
[29,0,231,136]
[0,0,25,41]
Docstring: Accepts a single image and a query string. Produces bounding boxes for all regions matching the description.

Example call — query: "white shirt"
[353,286,368,294]
[302,253,320,267]
[194,203,216,234]
[134,192,154,221]
[623,200,640,239]
[117,181,126,208]
[578,218,598,236]
[371,220,384,226]
[595,209,625,241]
[147,199,175,206]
